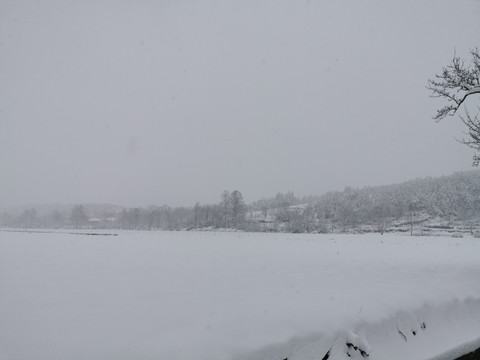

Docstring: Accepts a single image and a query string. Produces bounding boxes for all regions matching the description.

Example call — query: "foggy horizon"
[2,0,479,209]
[3,169,480,210]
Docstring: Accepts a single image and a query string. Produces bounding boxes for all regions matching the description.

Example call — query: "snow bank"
[0,231,479,360]
[235,298,480,360]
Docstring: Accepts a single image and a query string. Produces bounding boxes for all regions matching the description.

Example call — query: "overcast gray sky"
[1,0,479,207]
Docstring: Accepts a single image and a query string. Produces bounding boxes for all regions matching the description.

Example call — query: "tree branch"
[427,48,480,120]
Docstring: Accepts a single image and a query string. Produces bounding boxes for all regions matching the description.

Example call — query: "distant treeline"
[1,171,480,234]
[251,171,480,233]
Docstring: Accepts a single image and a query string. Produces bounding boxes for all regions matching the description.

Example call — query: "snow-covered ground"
[0,230,479,360]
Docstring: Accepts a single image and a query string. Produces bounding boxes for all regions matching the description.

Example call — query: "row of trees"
[2,205,90,229]
[102,190,248,231]
[0,192,249,231]
[2,171,479,233]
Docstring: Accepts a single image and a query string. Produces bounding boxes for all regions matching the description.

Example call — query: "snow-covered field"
[1,230,479,360]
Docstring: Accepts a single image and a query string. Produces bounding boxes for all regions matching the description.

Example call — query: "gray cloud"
[1,0,479,207]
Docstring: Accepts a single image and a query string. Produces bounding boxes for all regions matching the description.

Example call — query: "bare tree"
[230,190,246,228]
[427,47,480,164]
[428,48,480,120]
[45,210,65,228]
[221,190,231,228]
[193,202,201,228]
[17,208,39,228]
[459,108,480,165]
[70,205,88,228]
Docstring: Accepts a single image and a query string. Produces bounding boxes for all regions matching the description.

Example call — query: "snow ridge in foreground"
[235,298,480,360]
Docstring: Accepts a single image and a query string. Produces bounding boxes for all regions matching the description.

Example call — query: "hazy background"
[1,0,479,207]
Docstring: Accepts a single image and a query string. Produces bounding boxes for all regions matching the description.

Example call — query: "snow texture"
[0,230,479,360]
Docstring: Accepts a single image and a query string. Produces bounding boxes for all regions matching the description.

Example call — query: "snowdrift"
[0,230,479,360]
[234,298,480,360]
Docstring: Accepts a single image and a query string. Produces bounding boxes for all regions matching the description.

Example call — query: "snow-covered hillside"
[1,230,479,360]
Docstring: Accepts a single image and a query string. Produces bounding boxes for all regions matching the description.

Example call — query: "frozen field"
[1,230,479,360]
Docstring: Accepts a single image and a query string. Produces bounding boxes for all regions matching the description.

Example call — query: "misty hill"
[250,171,480,234]
[316,170,480,222]
[0,203,124,218]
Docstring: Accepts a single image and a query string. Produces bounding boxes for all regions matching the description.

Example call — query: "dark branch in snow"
[321,350,330,360]
[397,328,407,342]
